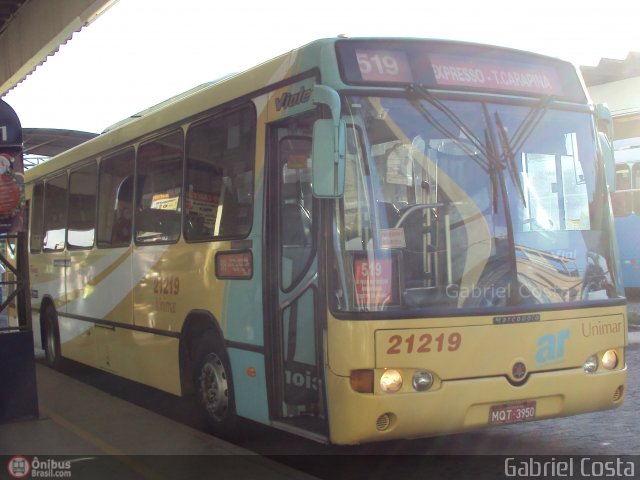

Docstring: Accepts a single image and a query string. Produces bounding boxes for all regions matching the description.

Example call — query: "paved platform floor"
[0,363,316,479]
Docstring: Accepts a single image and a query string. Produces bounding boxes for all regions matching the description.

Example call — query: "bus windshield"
[331,94,622,313]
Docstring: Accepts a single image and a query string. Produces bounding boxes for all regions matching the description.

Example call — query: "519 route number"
[386,332,461,355]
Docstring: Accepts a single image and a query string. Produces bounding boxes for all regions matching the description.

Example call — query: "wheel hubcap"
[199,353,229,422]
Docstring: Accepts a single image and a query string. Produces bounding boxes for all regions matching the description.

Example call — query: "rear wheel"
[43,305,62,369]
[193,330,238,437]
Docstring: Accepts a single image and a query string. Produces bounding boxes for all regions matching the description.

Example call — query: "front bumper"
[325,365,626,445]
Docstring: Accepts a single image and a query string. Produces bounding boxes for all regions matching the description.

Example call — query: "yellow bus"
[24,38,627,445]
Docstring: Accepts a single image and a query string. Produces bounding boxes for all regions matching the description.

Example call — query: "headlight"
[380,369,403,393]
[601,350,618,370]
[412,371,434,391]
[583,355,598,373]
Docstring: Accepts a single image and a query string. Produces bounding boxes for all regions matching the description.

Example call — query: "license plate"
[489,401,536,424]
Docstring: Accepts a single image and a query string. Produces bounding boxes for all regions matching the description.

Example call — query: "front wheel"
[193,331,238,438]
[43,305,62,369]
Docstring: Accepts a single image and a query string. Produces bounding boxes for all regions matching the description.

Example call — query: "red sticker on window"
[354,257,394,308]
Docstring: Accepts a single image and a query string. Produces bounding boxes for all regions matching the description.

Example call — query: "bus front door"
[266,113,326,438]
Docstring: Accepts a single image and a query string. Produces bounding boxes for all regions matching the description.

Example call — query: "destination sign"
[355,49,413,83]
[337,40,586,102]
[429,54,563,96]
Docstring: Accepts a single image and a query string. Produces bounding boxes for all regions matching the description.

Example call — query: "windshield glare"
[331,95,621,313]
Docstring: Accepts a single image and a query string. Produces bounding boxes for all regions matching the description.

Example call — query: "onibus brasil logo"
[7,456,72,478]
[7,456,30,478]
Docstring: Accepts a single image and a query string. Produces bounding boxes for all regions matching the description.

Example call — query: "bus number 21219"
[386,332,462,354]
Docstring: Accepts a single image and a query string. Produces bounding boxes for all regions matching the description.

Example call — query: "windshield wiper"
[483,128,502,214]
[508,95,555,155]
[408,84,490,162]
[495,111,527,206]
[491,96,556,209]
[408,84,506,213]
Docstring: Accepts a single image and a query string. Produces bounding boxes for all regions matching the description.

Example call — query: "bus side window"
[68,162,97,249]
[633,163,640,214]
[112,176,134,244]
[97,148,134,248]
[612,164,632,217]
[616,164,631,190]
[217,173,253,237]
[43,173,67,252]
[185,105,255,241]
[30,182,44,252]
[135,130,183,244]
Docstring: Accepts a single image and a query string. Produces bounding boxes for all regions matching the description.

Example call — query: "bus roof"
[24,37,337,181]
[25,37,584,182]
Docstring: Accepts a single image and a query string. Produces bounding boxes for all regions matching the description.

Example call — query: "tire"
[43,305,62,369]
[193,330,238,438]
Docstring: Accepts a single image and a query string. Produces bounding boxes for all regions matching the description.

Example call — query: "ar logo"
[535,329,569,366]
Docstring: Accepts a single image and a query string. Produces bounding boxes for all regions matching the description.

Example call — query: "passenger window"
[30,182,44,252]
[616,164,631,190]
[68,162,97,249]
[184,106,255,241]
[43,173,67,252]
[634,164,640,214]
[135,130,183,244]
[611,190,632,217]
[97,149,134,248]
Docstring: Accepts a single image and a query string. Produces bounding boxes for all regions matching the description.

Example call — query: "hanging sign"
[0,100,25,233]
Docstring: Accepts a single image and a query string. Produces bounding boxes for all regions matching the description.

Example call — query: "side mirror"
[312,119,346,198]
[311,86,346,198]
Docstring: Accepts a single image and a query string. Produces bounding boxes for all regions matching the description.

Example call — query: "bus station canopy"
[581,52,640,86]
[21,128,98,168]
[23,128,98,156]
[582,52,640,138]
[0,0,117,95]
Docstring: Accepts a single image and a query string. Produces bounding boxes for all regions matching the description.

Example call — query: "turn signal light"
[350,369,374,393]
